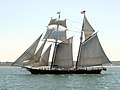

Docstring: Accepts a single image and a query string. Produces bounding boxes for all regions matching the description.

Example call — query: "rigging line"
[67,19,81,24]
[67,29,81,33]
[67,23,82,31]
[67,26,81,30]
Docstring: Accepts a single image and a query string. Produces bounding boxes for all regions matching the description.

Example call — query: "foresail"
[77,33,111,67]
[53,37,74,68]
[32,44,52,67]
[34,39,47,62]
[11,34,42,66]
[39,44,52,66]
[43,27,67,42]
[82,15,95,39]
[48,17,67,28]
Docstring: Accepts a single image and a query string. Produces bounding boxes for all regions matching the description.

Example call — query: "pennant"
[81,10,86,14]
[57,11,61,14]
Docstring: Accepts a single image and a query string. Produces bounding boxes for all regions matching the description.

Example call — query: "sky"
[0,0,120,62]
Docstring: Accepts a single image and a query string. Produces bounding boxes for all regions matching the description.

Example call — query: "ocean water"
[0,66,120,90]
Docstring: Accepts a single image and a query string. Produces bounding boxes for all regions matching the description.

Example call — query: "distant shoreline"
[0,61,120,66]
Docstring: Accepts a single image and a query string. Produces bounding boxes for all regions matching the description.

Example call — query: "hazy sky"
[0,0,120,62]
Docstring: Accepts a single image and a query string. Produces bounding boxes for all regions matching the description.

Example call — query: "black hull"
[25,67,104,74]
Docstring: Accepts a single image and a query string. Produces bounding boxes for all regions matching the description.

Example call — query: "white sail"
[32,45,52,67]
[77,33,111,67]
[53,37,74,68]
[34,39,47,61]
[48,17,67,28]
[43,27,67,42]
[11,34,42,66]
[82,15,95,39]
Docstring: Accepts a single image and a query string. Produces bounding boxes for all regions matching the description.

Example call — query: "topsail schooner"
[12,11,111,74]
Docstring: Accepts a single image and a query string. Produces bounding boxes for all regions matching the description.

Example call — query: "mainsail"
[53,37,74,68]
[11,34,42,66]
[76,12,111,67]
[77,33,111,67]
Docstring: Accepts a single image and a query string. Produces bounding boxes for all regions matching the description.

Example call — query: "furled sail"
[11,34,42,66]
[82,15,95,39]
[77,33,111,67]
[43,27,67,42]
[53,37,74,68]
[32,44,52,67]
[48,17,67,28]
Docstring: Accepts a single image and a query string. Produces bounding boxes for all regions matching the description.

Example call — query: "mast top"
[81,10,86,15]
[48,12,67,28]
[57,11,61,18]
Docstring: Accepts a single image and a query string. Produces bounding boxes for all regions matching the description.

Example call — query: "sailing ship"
[12,11,111,74]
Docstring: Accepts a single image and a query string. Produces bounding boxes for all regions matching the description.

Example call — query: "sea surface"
[0,66,120,90]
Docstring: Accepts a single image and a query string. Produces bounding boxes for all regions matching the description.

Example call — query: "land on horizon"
[0,61,120,66]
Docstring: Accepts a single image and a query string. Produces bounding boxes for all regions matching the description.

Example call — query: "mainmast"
[76,31,83,69]
[50,12,61,69]
[76,11,85,69]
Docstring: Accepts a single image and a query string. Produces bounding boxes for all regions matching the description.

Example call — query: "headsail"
[34,39,47,62]
[39,44,52,66]
[32,44,52,67]
[11,34,42,66]
[53,37,74,68]
[77,33,111,67]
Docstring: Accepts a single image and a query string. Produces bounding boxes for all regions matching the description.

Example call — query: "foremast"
[50,12,61,69]
[47,12,74,69]
[48,12,68,69]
